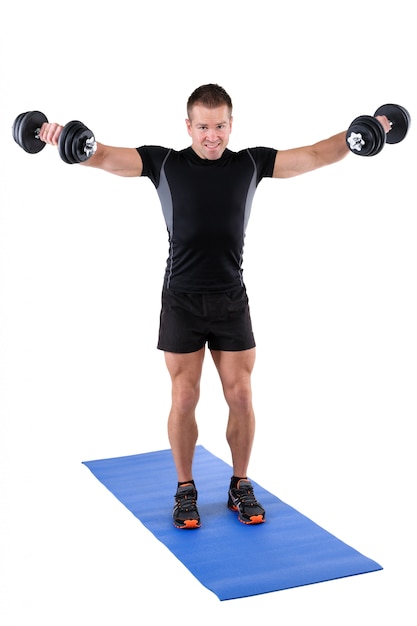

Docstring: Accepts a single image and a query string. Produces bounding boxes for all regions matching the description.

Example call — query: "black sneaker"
[228,479,265,524]
[173,483,201,529]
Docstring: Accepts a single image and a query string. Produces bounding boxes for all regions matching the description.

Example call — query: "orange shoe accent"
[238,514,265,525]
[180,519,201,529]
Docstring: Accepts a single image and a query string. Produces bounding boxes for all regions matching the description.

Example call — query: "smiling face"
[186,104,233,160]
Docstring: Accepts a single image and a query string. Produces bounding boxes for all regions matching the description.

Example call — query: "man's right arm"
[83,143,143,177]
[40,122,143,177]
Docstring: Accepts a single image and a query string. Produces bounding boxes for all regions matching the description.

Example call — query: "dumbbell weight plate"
[13,111,49,154]
[58,121,82,164]
[58,120,96,164]
[70,124,96,163]
[366,116,385,155]
[346,115,386,156]
[374,104,411,144]
[12,113,26,145]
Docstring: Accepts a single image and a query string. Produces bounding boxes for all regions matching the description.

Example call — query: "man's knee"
[171,381,201,413]
[224,380,253,413]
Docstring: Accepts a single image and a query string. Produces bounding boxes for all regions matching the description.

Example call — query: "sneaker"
[228,479,265,524]
[173,483,201,529]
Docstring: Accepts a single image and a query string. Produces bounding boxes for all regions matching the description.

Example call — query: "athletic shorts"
[157,286,256,353]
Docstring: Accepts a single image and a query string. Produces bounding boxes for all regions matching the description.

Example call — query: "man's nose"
[206,128,217,140]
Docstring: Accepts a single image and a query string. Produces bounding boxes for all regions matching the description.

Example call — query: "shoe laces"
[234,481,258,507]
[175,485,198,512]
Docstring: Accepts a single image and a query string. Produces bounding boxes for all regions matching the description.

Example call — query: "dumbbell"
[346,104,411,156]
[12,110,97,164]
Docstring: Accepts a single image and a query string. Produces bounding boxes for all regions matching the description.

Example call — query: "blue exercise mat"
[82,445,382,600]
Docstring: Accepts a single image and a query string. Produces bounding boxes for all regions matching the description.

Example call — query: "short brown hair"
[187,84,233,119]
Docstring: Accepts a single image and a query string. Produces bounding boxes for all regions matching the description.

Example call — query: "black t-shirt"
[137,145,277,292]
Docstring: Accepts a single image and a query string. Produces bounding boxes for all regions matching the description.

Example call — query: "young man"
[40,84,392,529]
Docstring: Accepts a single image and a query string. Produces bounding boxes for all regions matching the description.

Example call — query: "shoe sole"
[173,519,201,529]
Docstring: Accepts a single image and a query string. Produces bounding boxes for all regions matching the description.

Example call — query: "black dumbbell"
[346,104,411,156]
[12,111,97,164]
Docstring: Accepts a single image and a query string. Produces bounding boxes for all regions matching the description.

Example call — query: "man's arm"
[273,115,391,179]
[83,143,143,177]
[40,122,143,177]
[272,132,349,179]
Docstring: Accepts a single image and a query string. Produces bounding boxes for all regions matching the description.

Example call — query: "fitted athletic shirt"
[137,145,277,293]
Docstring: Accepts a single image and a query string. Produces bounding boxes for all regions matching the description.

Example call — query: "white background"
[1,0,415,622]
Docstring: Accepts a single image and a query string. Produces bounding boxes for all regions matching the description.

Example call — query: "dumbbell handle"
[40,119,97,163]
[41,120,97,161]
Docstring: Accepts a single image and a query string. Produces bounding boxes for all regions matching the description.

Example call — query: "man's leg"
[165,347,205,482]
[165,348,205,529]
[211,347,265,524]
[210,347,256,477]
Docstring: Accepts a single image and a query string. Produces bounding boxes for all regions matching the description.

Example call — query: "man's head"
[186,83,233,160]
[186,83,233,119]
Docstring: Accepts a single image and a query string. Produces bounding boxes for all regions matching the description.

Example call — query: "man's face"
[186,104,233,160]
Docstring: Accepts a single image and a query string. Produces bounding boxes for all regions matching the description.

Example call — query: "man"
[40,84,392,529]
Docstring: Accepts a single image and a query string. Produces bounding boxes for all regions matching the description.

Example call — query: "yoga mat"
[82,445,382,600]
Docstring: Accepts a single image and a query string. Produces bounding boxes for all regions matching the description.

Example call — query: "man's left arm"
[272,115,391,179]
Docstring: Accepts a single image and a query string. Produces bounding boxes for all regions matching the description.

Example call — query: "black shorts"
[157,286,256,353]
